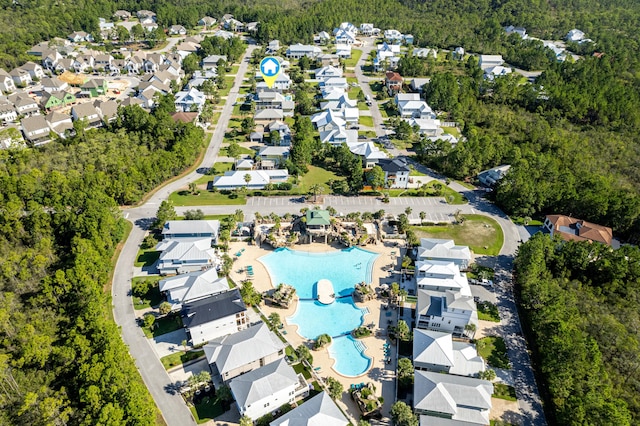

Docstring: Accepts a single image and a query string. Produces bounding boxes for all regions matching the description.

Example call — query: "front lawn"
[477,301,500,322]
[219,143,254,157]
[343,49,363,67]
[493,383,517,401]
[161,349,205,370]
[142,313,183,338]
[359,116,374,127]
[476,336,511,369]
[411,214,504,255]
[134,249,160,268]
[358,102,369,111]
[217,76,236,96]
[190,396,227,424]
[168,189,247,206]
[441,126,461,138]
[131,276,162,310]
[296,165,344,194]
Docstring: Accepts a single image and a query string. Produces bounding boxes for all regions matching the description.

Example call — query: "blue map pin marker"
[259,56,281,88]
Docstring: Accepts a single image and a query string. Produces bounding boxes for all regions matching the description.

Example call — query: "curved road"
[113,44,546,425]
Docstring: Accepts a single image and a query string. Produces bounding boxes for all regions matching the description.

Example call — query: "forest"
[514,234,640,425]
[0,106,203,424]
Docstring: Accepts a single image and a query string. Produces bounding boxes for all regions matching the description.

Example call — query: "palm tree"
[244,173,251,186]
[419,211,426,221]
[309,183,324,203]
[405,206,412,217]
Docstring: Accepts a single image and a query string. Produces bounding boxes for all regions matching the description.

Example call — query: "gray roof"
[21,115,49,133]
[419,416,482,426]
[230,358,298,409]
[414,370,492,424]
[94,100,118,119]
[72,102,99,119]
[270,391,348,426]
[413,329,455,368]
[378,157,410,173]
[159,268,230,307]
[418,238,471,262]
[203,323,285,375]
[417,289,475,317]
[181,288,246,328]
[162,220,220,238]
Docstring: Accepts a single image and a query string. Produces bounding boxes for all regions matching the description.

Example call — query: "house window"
[264,403,269,408]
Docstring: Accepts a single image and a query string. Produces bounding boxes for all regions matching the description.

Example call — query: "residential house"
[413,329,485,376]
[41,76,69,93]
[93,99,118,123]
[413,48,437,59]
[20,62,45,80]
[45,111,73,137]
[566,29,585,42]
[334,29,356,45]
[113,10,132,20]
[73,55,95,73]
[384,29,403,42]
[264,120,291,145]
[306,209,331,236]
[170,112,199,124]
[198,16,216,27]
[270,391,349,426]
[155,238,218,275]
[162,220,220,242]
[454,47,465,60]
[266,40,280,54]
[314,65,343,79]
[477,164,510,187]
[0,100,17,124]
[187,69,217,89]
[504,25,527,39]
[316,31,331,44]
[543,215,613,246]
[286,44,322,59]
[478,55,504,70]
[319,127,358,145]
[181,288,248,345]
[71,102,101,127]
[202,55,227,70]
[235,158,255,170]
[360,23,376,36]
[174,88,206,112]
[0,69,16,93]
[169,25,187,36]
[403,34,414,44]
[406,118,442,137]
[378,157,410,188]
[311,109,345,132]
[317,54,340,67]
[409,78,431,93]
[144,53,165,73]
[80,79,107,97]
[68,31,94,43]
[9,68,32,87]
[415,259,471,294]
[10,94,39,115]
[320,77,349,91]
[213,170,289,190]
[385,71,403,94]
[120,97,144,108]
[53,58,75,74]
[246,22,259,33]
[125,55,144,74]
[395,93,435,119]
[254,108,284,125]
[213,30,235,40]
[40,91,75,110]
[348,141,388,168]
[203,322,286,382]
[257,146,290,168]
[136,10,156,21]
[42,50,64,71]
[414,370,492,425]
[230,358,308,420]
[223,17,244,32]
[483,65,512,81]
[416,238,472,270]
[416,289,477,337]
[21,115,51,145]
[94,54,113,71]
[272,73,291,91]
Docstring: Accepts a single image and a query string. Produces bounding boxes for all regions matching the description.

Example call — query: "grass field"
[142,313,183,338]
[217,76,236,97]
[134,249,160,267]
[477,301,501,322]
[169,190,247,206]
[359,116,374,127]
[493,383,517,401]
[343,49,363,67]
[358,102,370,111]
[441,126,461,138]
[296,165,344,194]
[476,336,511,369]
[190,397,227,424]
[161,350,205,370]
[131,276,162,310]
[219,143,254,157]
[411,214,504,255]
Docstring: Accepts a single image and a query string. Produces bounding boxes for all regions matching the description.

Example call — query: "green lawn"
[161,350,205,370]
[490,421,516,426]
[455,180,476,190]
[131,276,162,310]
[359,116,374,127]
[229,64,240,75]
[511,216,544,226]
[217,76,236,97]
[296,165,344,194]
[219,143,254,157]
[358,102,370,111]
[476,336,511,369]
[212,162,233,175]
[493,383,517,401]
[134,249,160,268]
[343,49,363,67]
[169,190,247,206]
[292,362,312,380]
[346,76,358,85]
[409,165,427,176]
[441,126,461,138]
[477,301,500,322]
[190,396,227,424]
[411,214,504,255]
[142,313,183,338]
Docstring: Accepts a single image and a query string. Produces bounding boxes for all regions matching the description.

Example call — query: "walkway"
[112,44,258,426]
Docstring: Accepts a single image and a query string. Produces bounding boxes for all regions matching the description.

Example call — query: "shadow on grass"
[136,250,160,268]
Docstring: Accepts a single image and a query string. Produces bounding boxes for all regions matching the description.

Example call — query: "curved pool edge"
[327,335,373,378]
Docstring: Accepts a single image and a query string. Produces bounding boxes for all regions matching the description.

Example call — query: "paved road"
[353,40,386,138]
[112,45,257,426]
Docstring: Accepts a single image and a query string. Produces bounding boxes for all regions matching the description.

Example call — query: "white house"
[415,259,471,295]
[416,238,472,270]
[270,391,349,426]
[169,25,187,36]
[484,65,512,81]
[9,68,32,87]
[319,127,358,145]
[314,65,343,79]
[504,25,527,39]
[359,23,376,36]
[202,55,227,70]
[174,88,206,112]
[406,118,442,137]
[155,238,218,275]
[230,358,308,420]
[0,101,17,124]
[45,111,73,137]
[41,76,69,93]
[416,289,477,337]
[181,288,248,345]
[286,44,322,59]
[21,115,51,145]
[347,141,388,168]
[20,62,45,80]
[478,54,504,70]
[0,69,16,93]
[71,103,102,128]
[477,164,511,186]
[204,322,286,382]
[334,29,356,45]
[198,16,216,26]
[378,157,410,189]
[11,94,39,115]
[311,108,346,131]
[413,329,485,376]
[566,28,585,42]
[213,170,289,190]
[413,48,437,59]
[384,29,403,42]
[335,43,352,58]
[162,220,220,243]
[414,370,493,424]
[395,93,435,119]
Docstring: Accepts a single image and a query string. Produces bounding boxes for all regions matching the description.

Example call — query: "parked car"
[481,279,494,287]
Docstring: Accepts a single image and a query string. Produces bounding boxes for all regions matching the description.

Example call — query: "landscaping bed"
[476,336,511,369]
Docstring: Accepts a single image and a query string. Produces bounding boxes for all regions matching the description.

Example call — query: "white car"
[481,279,494,287]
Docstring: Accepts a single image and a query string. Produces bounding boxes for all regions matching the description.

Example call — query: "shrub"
[278,182,292,190]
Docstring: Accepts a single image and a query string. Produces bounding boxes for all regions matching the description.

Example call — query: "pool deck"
[229,240,402,422]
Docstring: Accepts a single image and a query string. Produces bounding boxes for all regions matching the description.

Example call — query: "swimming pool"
[260,247,379,376]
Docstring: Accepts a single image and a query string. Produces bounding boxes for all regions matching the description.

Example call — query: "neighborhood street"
[112,44,546,426]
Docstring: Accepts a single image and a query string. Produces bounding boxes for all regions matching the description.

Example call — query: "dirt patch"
[490,397,522,425]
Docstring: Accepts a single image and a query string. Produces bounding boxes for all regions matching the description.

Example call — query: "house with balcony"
[230,358,308,420]
[413,329,485,376]
[162,220,220,243]
[286,44,322,59]
[270,391,349,426]
[543,214,613,246]
[71,102,102,128]
[45,111,73,137]
[415,259,471,295]
[264,120,291,145]
[348,141,388,168]
[174,88,206,112]
[20,62,45,80]
[21,115,51,145]
[378,157,410,189]
[11,94,39,116]
[181,288,248,345]
[395,93,435,119]
[0,101,17,124]
[257,146,290,169]
[0,69,16,93]
[416,289,477,337]
[10,68,32,87]
[385,71,403,94]
[416,238,472,270]
[204,322,286,382]
[155,238,218,275]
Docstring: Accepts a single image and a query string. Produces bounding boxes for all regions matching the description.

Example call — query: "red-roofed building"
[544,215,613,246]
[385,71,403,94]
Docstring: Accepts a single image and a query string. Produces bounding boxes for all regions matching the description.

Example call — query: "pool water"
[260,247,379,376]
